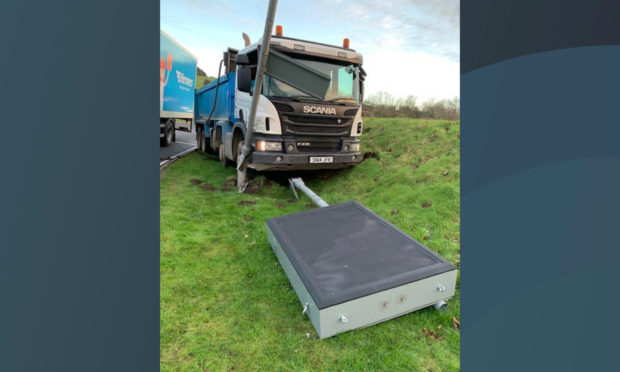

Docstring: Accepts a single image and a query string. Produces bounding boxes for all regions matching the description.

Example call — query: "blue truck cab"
[194,33,366,171]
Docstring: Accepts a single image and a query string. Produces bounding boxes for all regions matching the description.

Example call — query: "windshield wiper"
[289,95,321,101]
[325,97,357,104]
[269,95,320,102]
[269,95,301,102]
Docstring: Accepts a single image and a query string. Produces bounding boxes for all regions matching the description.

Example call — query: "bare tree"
[363,93,459,120]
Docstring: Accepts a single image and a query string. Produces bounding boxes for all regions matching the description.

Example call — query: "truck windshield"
[263,57,360,103]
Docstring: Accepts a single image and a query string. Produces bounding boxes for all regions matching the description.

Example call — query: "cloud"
[163,0,459,61]
[363,49,459,102]
[316,0,459,62]
[182,45,225,77]
[309,0,460,100]
[161,0,460,99]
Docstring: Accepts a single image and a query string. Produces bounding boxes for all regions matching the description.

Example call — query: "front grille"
[295,140,341,153]
[281,112,352,136]
[290,115,350,125]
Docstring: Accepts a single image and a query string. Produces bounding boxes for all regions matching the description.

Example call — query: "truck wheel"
[237,140,245,160]
[161,119,174,146]
[205,128,217,155]
[236,140,247,189]
[201,127,207,152]
[219,144,231,167]
[210,130,219,153]
[196,126,204,152]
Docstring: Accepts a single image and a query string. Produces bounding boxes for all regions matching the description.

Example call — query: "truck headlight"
[349,143,360,152]
[256,140,282,152]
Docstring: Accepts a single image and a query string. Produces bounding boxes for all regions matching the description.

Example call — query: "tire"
[237,140,245,160]
[196,126,205,152]
[236,140,247,189]
[205,128,217,155]
[160,119,174,146]
[219,144,231,167]
[210,129,219,153]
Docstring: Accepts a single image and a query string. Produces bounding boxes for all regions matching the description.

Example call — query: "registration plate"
[309,156,333,164]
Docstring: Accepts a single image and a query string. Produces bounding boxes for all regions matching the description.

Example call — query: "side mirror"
[237,65,252,93]
[235,53,250,65]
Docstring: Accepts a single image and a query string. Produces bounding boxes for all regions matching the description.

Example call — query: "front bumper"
[249,151,363,171]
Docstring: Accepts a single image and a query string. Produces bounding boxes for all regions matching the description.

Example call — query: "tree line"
[363,92,460,120]
[195,68,459,120]
[196,67,216,89]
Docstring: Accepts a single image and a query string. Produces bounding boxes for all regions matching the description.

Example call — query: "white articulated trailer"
[160,30,197,146]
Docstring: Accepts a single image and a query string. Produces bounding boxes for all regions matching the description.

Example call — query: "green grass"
[160,117,460,371]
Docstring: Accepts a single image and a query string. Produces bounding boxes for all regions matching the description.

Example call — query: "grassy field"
[160,117,460,371]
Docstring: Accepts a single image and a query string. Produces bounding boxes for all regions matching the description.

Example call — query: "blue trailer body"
[195,72,236,123]
[160,31,197,118]
[194,72,238,142]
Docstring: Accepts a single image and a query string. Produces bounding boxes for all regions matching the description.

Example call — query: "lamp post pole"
[237,0,278,191]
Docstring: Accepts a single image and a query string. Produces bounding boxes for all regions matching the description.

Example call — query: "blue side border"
[462,2,620,370]
[462,0,620,72]
[0,1,159,371]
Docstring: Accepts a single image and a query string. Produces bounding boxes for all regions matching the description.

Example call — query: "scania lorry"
[160,30,198,146]
[194,26,366,171]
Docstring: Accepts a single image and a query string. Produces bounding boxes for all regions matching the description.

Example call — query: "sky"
[161,0,459,102]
